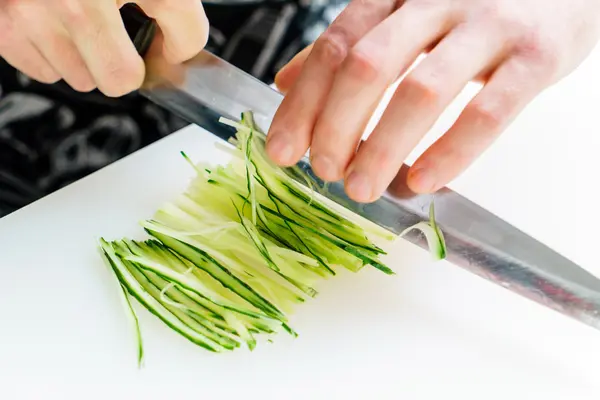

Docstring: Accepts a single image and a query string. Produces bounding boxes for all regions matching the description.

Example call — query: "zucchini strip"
[97,110,447,360]
[100,239,225,352]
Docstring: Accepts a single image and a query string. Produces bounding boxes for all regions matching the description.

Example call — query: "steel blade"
[140,49,600,331]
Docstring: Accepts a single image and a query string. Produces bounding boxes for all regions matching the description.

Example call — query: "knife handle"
[120,4,157,57]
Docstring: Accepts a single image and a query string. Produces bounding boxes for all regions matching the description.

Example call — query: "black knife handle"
[120,4,157,57]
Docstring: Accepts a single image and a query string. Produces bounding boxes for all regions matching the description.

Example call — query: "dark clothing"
[0,1,346,217]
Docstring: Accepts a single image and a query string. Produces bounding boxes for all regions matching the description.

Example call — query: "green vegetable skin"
[99,111,446,366]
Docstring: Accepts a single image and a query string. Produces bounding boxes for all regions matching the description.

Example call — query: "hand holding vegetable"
[0,0,208,96]
[269,0,600,201]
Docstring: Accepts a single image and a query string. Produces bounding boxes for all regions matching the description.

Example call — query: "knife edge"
[126,4,600,332]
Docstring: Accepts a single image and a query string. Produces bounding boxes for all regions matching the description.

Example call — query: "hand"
[0,0,208,96]
[268,0,600,202]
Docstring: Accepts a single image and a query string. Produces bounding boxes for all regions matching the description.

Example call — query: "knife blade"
[121,5,600,332]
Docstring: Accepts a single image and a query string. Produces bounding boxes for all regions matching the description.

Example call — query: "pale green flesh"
[98,111,446,361]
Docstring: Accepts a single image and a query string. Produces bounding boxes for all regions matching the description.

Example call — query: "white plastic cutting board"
[2,45,600,399]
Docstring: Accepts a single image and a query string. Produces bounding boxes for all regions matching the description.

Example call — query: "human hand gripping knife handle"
[119,4,600,333]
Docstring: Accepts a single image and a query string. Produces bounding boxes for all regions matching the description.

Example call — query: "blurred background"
[0,0,347,217]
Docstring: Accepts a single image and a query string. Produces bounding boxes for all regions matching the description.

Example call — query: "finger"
[405,56,547,194]
[266,0,398,167]
[310,2,453,182]
[0,39,60,85]
[0,9,60,84]
[10,2,95,92]
[1,42,60,85]
[274,44,313,94]
[142,29,189,89]
[345,25,508,202]
[136,0,209,63]
[282,38,441,98]
[58,1,144,97]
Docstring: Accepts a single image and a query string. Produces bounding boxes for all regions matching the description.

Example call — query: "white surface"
[2,48,600,399]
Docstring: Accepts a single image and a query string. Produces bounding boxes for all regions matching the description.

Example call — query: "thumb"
[274,43,313,94]
[134,0,209,64]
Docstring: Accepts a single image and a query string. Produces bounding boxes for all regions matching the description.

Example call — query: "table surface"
[2,45,600,399]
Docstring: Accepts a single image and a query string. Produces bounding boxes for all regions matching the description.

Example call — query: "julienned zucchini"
[99,111,446,366]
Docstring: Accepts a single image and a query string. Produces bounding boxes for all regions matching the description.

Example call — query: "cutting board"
[2,46,600,398]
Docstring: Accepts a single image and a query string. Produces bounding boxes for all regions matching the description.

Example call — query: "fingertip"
[265,133,296,166]
[70,79,96,93]
[98,56,145,97]
[311,154,344,182]
[345,170,375,203]
[273,68,292,94]
[65,68,96,93]
[406,165,439,194]
[161,43,183,65]
[274,60,301,94]
[38,67,61,84]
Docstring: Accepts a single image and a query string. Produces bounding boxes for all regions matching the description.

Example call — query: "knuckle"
[477,5,533,43]
[58,0,88,27]
[358,141,396,174]
[343,48,381,83]
[468,100,507,130]
[518,32,561,77]
[478,4,563,79]
[99,58,145,97]
[344,50,381,83]
[410,0,449,13]
[478,3,522,29]
[401,74,441,105]
[313,29,350,70]
[68,73,95,93]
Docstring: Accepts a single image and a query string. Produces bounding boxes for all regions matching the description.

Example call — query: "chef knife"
[120,5,600,332]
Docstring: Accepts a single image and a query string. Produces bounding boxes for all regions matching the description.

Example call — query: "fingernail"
[408,167,437,193]
[346,170,373,202]
[266,134,294,165]
[311,155,340,181]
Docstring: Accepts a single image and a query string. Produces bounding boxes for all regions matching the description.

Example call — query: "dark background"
[0,0,346,217]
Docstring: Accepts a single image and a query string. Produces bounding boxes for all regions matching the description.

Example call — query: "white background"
[1,42,600,400]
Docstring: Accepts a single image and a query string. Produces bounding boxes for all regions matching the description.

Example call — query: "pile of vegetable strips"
[99,111,446,366]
